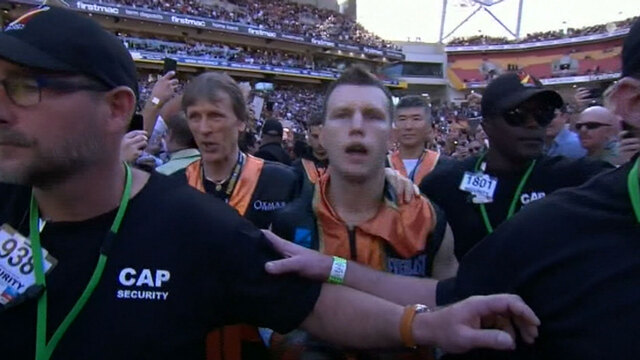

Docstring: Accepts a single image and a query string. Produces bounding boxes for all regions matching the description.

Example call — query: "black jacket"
[254,142,291,166]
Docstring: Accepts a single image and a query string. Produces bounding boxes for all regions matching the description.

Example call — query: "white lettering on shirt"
[253,200,287,212]
[116,267,171,301]
[520,191,546,205]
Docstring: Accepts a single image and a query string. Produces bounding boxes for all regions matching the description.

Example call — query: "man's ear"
[238,120,247,133]
[105,86,136,133]
[608,77,640,126]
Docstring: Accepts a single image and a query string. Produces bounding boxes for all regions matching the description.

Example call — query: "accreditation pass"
[0,224,57,305]
[459,171,498,200]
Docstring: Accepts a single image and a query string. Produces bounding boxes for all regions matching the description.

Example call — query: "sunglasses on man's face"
[502,106,556,128]
[575,122,611,131]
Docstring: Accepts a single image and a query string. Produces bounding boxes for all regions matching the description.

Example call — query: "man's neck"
[399,144,425,159]
[484,148,532,173]
[32,161,149,222]
[203,147,240,183]
[327,168,385,227]
[588,146,605,158]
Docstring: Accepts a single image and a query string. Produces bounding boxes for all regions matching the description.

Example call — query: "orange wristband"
[400,304,431,348]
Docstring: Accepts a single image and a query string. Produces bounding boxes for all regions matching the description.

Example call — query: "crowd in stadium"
[448,15,639,46]
[98,0,399,50]
[4,2,640,360]
[122,35,374,74]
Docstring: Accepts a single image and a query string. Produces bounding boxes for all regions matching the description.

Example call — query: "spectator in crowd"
[544,105,587,159]
[263,18,640,360]
[467,139,485,156]
[141,71,179,134]
[0,8,541,360]
[155,111,201,175]
[420,73,612,260]
[292,113,328,192]
[120,129,148,164]
[254,119,292,166]
[238,131,259,155]
[388,95,441,185]
[101,0,400,50]
[574,106,621,164]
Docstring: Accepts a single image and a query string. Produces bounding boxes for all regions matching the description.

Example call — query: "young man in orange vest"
[387,95,441,185]
[269,66,447,359]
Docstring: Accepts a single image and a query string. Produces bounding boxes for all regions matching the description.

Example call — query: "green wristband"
[328,256,347,285]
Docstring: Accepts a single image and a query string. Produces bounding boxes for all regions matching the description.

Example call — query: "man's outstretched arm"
[263,231,540,353]
[264,230,439,307]
[300,279,538,354]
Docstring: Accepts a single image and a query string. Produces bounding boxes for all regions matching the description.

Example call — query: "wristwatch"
[400,304,432,348]
[149,96,161,107]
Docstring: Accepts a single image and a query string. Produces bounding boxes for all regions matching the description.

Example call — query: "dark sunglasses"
[575,122,611,131]
[502,106,556,127]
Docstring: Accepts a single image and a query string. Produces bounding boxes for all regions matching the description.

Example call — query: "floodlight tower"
[439,0,526,43]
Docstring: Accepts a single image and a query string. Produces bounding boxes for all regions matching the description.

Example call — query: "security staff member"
[388,95,441,185]
[420,73,612,260]
[0,6,541,360]
[172,72,299,359]
[174,72,299,231]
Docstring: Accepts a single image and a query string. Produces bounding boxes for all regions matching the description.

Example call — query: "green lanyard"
[29,163,132,360]
[474,154,537,234]
[627,158,640,224]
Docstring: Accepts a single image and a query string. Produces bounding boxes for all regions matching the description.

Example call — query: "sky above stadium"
[356,0,639,43]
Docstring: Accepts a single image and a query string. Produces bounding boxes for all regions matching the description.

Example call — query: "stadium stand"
[448,37,624,89]
[448,16,638,46]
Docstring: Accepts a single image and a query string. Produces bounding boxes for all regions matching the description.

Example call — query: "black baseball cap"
[262,119,284,137]
[481,72,563,119]
[0,5,139,100]
[622,19,640,77]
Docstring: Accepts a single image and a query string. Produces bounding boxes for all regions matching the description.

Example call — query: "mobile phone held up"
[163,57,177,75]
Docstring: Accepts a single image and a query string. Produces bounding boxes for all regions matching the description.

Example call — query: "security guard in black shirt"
[420,73,612,260]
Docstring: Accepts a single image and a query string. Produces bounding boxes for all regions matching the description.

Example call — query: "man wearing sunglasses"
[419,73,612,260]
[575,106,619,163]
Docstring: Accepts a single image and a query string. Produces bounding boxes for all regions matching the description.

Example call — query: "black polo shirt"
[437,162,640,359]
[420,155,611,259]
[0,174,321,359]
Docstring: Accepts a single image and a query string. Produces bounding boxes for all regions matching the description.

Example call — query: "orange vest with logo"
[185,155,265,360]
[313,174,435,271]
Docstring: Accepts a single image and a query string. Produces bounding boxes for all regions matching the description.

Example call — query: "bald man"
[576,106,619,164]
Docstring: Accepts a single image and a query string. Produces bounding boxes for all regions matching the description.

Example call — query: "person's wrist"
[411,310,438,348]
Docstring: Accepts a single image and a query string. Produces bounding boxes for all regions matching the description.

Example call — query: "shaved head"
[578,106,618,126]
[576,106,619,155]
